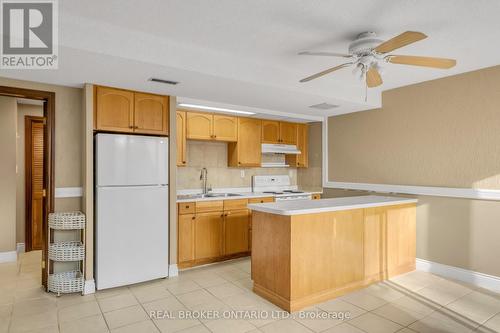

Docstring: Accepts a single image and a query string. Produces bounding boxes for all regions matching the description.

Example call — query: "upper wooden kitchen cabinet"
[286,123,308,167]
[228,117,262,167]
[213,115,237,141]
[261,120,297,144]
[176,111,187,166]
[95,86,134,132]
[186,111,237,142]
[280,122,298,144]
[261,120,280,143]
[94,86,169,136]
[134,93,169,135]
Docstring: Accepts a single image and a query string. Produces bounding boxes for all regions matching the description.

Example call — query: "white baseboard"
[169,264,179,277]
[83,279,96,295]
[416,258,500,293]
[16,243,25,253]
[0,251,17,263]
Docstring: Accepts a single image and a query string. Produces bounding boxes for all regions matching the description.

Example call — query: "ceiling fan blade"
[387,55,456,69]
[298,51,352,58]
[299,63,353,83]
[374,31,427,54]
[366,68,383,88]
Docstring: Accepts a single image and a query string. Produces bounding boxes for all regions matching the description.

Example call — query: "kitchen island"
[248,195,417,312]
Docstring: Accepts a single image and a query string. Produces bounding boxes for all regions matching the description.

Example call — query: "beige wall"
[16,103,44,244]
[0,96,18,253]
[0,77,83,213]
[326,65,500,277]
[177,141,297,190]
[297,122,322,189]
[329,65,500,189]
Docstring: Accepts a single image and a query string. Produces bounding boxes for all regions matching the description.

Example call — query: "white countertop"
[176,188,323,203]
[247,195,417,216]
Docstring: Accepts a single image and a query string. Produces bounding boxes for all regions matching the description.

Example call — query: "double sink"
[177,193,243,200]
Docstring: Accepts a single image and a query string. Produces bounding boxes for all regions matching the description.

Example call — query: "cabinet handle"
[182,161,186,164]
[185,205,189,209]
[221,214,224,217]
[213,135,217,139]
[191,216,195,220]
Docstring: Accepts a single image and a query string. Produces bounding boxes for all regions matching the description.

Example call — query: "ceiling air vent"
[309,102,339,110]
[148,78,179,85]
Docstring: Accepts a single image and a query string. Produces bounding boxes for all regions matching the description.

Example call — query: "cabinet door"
[224,210,249,255]
[195,212,223,260]
[213,115,237,142]
[296,123,308,167]
[261,120,280,143]
[280,122,297,145]
[285,123,308,167]
[234,117,261,167]
[186,112,213,140]
[134,93,169,135]
[95,86,134,132]
[178,214,195,263]
[176,111,187,166]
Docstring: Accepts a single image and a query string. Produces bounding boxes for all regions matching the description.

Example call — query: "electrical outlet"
[240,170,245,178]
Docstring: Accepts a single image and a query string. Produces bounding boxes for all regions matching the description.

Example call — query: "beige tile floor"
[1,251,500,333]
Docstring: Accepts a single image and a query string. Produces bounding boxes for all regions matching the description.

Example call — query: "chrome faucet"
[200,168,210,194]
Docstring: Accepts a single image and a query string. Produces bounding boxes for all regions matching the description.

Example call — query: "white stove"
[252,175,313,201]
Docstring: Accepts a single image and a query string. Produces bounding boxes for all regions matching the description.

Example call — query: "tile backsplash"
[177,141,296,190]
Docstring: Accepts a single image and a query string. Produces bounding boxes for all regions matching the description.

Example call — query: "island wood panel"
[251,211,291,301]
[386,204,416,276]
[251,203,416,312]
[363,207,386,281]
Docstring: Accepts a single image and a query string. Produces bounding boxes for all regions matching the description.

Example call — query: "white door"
[96,134,168,186]
[96,185,169,290]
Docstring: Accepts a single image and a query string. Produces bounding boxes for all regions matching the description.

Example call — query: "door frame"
[0,85,55,289]
[25,115,45,252]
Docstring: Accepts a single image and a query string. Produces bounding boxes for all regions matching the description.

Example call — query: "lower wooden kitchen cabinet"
[177,199,259,268]
[224,209,250,255]
[194,212,223,260]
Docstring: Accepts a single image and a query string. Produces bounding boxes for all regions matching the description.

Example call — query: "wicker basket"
[49,211,85,230]
[49,241,84,261]
[48,270,84,294]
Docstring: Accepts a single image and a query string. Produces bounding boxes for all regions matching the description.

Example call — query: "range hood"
[261,143,301,155]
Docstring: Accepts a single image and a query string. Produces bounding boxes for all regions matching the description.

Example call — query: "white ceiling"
[2,0,500,119]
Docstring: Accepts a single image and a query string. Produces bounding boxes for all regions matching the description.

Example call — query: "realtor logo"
[1,0,58,69]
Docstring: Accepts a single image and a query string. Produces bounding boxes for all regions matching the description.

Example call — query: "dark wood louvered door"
[25,116,45,251]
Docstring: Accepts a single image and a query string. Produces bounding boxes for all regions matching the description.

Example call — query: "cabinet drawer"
[178,202,195,214]
[224,199,248,211]
[196,200,224,213]
[248,197,274,204]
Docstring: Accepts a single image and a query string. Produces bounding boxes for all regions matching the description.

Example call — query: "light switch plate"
[240,170,245,178]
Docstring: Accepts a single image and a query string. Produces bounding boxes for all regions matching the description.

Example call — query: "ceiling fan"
[299,31,456,88]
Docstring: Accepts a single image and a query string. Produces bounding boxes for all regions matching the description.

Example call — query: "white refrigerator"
[95,133,169,290]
